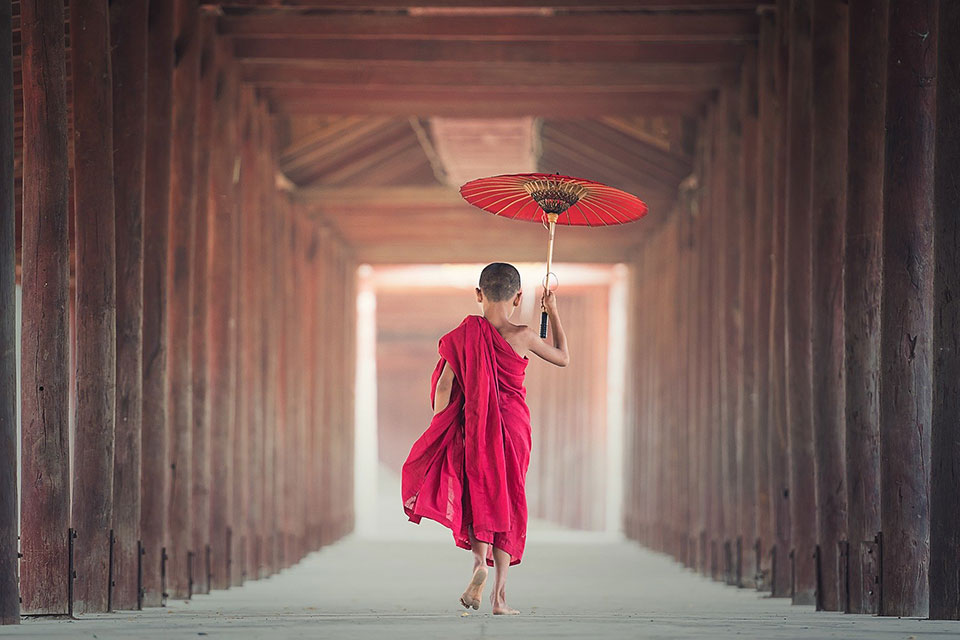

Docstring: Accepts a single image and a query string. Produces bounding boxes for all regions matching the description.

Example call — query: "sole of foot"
[459,566,487,610]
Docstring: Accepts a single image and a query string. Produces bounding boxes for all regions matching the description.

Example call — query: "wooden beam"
[233,38,749,64]
[239,60,736,90]
[0,0,19,625]
[809,0,848,613]
[141,0,174,608]
[265,87,712,117]
[219,1,760,8]
[166,0,201,600]
[19,0,71,616]
[219,13,759,41]
[189,15,217,596]
[930,0,960,621]
[71,0,117,614]
[880,0,937,619]
[110,0,148,612]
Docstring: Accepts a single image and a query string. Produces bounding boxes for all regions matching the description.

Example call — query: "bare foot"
[459,565,487,610]
[491,591,519,615]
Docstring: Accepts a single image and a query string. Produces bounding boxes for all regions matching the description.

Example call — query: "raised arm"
[527,290,570,367]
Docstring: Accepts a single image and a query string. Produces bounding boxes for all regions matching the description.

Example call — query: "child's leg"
[460,528,488,610]
[491,546,519,615]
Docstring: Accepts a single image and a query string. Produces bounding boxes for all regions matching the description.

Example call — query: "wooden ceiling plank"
[219,13,759,42]
[218,1,760,9]
[287,119,416,184]
[239,60,735,89]
[233,38,749,64]
[280,116,396,174]
[321,137,423,184]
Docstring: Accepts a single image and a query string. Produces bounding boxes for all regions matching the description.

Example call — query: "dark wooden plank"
[767,0,792,599]
[110,0,148,612]
[166,0,202,600]
[929,0,960,621]
[843,0,887,616]
[239,60,735,89]
[784,0,816,607]
[233,38,749,64]
[189,15,217,596]
[220,0,759,8]
[19,0,71,616]
[70,0,117,614]
[265,87,711,117]
[879,0,937,619]
[809,0,848,613]
[0,0,19,625]
[206,43,240,593]
[752,8,776,592]
[218,12,758,41]
[141,0,174,608]
[738,47,758,589]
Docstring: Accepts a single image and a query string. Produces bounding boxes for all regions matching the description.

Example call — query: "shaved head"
[479,263,521,302]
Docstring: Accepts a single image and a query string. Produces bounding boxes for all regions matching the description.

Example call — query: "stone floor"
[4,527,957,639]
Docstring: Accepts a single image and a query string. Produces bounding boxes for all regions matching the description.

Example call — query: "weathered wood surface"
[110,0,149,612]
[19,0,71,616]
[189,16,217,596]
[930,0,960,621]
[206,42,239,592]
[0,0,19,625]
[844,0,887,616]
[768,0,792,599]
[879,0,937,618]
[71,0,118,614]
[809,0,848,612]
[784,0,816,607]
[167,0,201,600]
[753,8,777,592]
[141,0,175,608]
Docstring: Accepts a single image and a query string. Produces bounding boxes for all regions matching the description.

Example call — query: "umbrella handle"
[541,217,558,339]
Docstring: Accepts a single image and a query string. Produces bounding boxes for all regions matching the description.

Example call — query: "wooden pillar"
[930,0,960,620]
[141,0,175,608]
[753,8,777,592]
[738,48,759,590]
[261,143,279,575]
[768,0,793,599]
[19,0,71,615]
[167,0,201,599]
[784,0,816,606]
[879,0,937,619]
[207,48,239,592]
[110,0,149,612]
[189,17,216,596]
[844,0,887,616]
[0,0,18,625]
[809,0,849,612]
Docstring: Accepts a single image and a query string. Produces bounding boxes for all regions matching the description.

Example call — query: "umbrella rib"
[583,194,629,224]
[575,197,612,226]
[510,197,541,220]
[492,192,537,217]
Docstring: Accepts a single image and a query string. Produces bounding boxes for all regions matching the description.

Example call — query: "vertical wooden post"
[738,48,759,589]
[753,8,778,591]
[784,0,816,606]
[207,49,239,591]
[71,0,118,612]
[141,0,175,608]
[189,17,216,596]
[110,0,149,612]
[844,0,887,615]
[20,0,71,616]
[809,0,849,612]
[768,0,793,599]
[0,0,19,625]
[167,0,201,599]
[930,0,960,621]
[879,0,937,619]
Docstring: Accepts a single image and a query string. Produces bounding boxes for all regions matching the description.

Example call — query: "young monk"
[401,262,569,615]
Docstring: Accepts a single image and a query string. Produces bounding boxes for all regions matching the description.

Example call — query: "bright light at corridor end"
[354,262,628,540]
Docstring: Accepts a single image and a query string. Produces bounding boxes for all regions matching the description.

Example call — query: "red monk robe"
[402,315,531,566]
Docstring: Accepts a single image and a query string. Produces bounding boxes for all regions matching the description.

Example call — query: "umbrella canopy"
[459,172,648,227]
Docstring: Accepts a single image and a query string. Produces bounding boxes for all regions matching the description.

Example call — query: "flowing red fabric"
[402,315,531,566]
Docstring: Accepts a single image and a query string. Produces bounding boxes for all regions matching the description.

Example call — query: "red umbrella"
[460,173,648,337]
